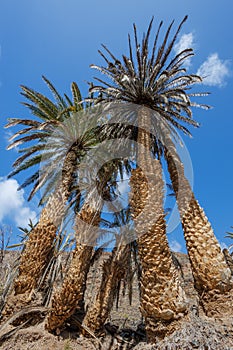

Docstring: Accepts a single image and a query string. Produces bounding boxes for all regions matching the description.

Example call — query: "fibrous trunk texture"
[14,149,77,295]
[165,144,232,316]
[46,203,100,332]
[130,165,187,342]
[84,244,130,333]
[130,108,187,342]
[2,150,77,319]
[46,158,122,332]
[14,207,58,296]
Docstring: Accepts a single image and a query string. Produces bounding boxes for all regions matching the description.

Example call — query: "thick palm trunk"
[46,202,100,332]
[1,150,77,320]
[84,243,130,333]
[46,158,123,332]
[46,243,93,332]
[164,144,232,316]
[13,195,63,296]
[13,149,77,296]
[130,164,187,342]
[130,108,187,342]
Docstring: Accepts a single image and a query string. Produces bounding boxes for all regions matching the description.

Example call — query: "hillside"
[0,251,233,349]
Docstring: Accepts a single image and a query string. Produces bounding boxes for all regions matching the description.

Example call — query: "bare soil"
[0,251,233,349]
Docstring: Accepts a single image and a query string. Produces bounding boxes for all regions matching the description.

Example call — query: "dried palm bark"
[2,150,77,320]
[15,149,77,293]
[46,202,100,332]
[129,109,187,342]
[164,143,232,316]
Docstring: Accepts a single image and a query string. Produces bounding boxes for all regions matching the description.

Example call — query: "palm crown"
[90,16,210,137]
[5,77,94,204]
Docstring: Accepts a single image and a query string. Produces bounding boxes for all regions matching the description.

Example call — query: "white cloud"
[169,239,182,252]
[0,178,37,227]
[197,53,231,87]
[173,33,195,68]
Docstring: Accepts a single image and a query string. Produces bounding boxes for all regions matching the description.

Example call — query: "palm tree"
[83,208,133,334]
[164,141,232,316]
[4,77,96,307]
[84,243,130,334]
[46,200,101,332]
[88,17,194,341]
[88,16,232,340]
[149,118,232,314]
[129,129,187,341]
[46,158,131,332]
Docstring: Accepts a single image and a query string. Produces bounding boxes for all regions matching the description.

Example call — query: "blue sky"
[0,0,233,251]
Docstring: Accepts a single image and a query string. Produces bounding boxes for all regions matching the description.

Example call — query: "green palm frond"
[42,75,67,110]
[5,118,41,128]
[6,132,50,150]
[5,77,85,203]
[71,82,83,111]
[37,167,66,205]
[26,155,66,201]
[8,154,43,178]
[12,143,48,168]
[20,86,59,120]
[18,171,40,191]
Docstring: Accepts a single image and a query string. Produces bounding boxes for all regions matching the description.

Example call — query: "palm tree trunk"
[164,143,232,316]
[1,150,77,321]
[46,202,100,332]
[130,108,187,342]
[46,157,124,332]
[84,243,130,333]
[46,243,93,332]
[14,149,77,296]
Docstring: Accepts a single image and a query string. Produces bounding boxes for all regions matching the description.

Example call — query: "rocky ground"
[0,251,233,349]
